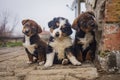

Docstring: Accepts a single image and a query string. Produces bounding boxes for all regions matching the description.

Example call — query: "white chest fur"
[49,37,72,60]
[23,36,36,54]
[78,32,93,50]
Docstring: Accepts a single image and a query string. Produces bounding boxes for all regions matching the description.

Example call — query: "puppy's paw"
[44,62,53,68]
[38,61,45,65]
[27,61,33,64]
[69,56,82,66]
[62,59,69,65]
[73,61,82,66]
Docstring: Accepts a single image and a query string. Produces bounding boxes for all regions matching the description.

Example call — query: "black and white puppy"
[44,17,81,67]
[22,19,47,65]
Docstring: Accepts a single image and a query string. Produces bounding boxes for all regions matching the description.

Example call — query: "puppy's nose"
[55,32,59,37]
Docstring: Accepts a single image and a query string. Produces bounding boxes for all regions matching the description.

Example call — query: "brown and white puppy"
[44,17,81,67]
[22,19,47,65]
[72,11,97,62]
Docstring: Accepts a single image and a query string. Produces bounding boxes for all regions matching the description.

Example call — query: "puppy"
[72,11,97,62]
[22,19,47,65]
[44,17,81,67]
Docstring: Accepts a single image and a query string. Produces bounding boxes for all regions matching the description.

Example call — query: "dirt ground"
[0,47,120,80]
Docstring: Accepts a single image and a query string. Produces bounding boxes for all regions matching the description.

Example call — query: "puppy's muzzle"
[55,32,60,37]
[23,29,30,35]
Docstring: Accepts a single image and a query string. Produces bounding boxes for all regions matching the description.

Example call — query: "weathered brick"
[104,0,120,22]
[102,24,120,50]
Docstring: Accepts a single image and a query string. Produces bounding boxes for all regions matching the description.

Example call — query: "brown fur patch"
[76,51,83,62]
[27,54,33,62]
[85,50,92,61]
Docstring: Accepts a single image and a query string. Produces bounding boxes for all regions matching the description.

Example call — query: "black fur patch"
[73,30,96,61]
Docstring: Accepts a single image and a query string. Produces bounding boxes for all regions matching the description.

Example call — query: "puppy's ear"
[65,27,73,36]
[87,11,95,17]
[48,18,57,28]
[72,17,79,31]
[37,25,42,33]
[48,20,54,28]
[62,22,73,36]
[22,19,29,25]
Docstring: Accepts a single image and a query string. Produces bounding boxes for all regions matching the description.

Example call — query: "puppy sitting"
[44,17,81,67]
[22,19,47,65]
[72,11,98,62]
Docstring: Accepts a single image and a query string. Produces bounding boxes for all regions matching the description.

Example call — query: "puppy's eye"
[51,26,56,29]
[56,25,59,28]
[32,27,36,30]
[80,21,86,27]
[88,20,95,27]
[32,27,35,29]
[25,24,30,27]
[90,23,95,27]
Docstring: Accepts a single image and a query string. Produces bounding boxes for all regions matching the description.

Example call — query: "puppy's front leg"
[65,48,81,66]
[76,50,83,62]
[44,52,55,67]
[27,53,33,64]
[67,53,81,66]
[38,53,45,65]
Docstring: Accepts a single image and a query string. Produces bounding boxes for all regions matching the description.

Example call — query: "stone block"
[98,51,120,73]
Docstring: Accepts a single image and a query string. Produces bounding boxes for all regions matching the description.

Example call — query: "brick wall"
[102,0,120,51]
[102,24,120,50]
